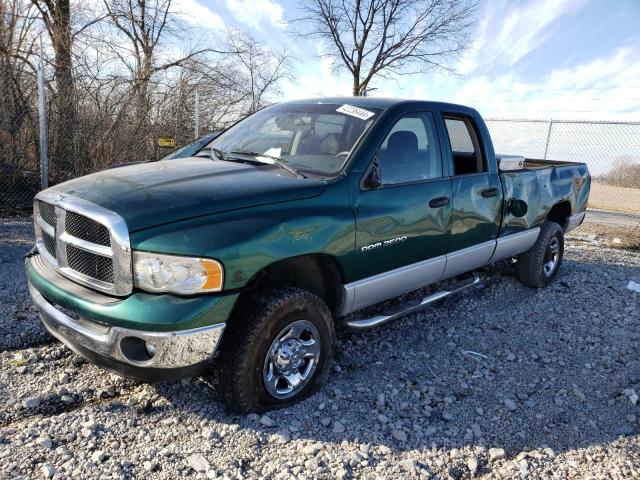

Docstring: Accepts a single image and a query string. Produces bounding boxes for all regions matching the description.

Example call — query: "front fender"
[129,182,355,290]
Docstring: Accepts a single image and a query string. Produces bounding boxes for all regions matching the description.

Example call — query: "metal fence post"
[194,91,200,140]
[543,120,553,160]
[37,35,48,189]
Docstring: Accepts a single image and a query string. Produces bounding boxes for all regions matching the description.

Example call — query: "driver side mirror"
[362,155,382,190]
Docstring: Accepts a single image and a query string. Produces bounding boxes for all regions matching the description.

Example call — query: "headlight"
[133,252,223,294]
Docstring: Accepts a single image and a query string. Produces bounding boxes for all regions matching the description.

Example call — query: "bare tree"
[31,0,77,176]
[102,0,232,121]
[1,0,292,203]
[102,0,175,122]
[0,0,40,205]
[226,30,291,113]
[295,0,477,95]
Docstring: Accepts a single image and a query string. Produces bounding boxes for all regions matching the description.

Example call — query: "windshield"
[200,103,382,175]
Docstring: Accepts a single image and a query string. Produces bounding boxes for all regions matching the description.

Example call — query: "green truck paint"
[26,97,590,394]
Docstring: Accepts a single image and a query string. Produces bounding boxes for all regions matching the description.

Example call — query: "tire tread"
[517,221,564,288]
[217,287,334,412]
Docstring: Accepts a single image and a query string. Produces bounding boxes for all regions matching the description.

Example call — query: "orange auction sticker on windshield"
[336,104,375,120]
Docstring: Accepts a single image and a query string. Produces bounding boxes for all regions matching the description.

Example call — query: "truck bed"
[523,158,587,170]
[499,158,591,236]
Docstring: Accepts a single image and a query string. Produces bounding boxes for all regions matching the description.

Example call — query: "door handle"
[429,196,450,208]
[481,187,499,198]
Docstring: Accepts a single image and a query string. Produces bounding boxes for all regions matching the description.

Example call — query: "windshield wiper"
[195,147,225,161]
[211,147,226,161]
[228,150,304,178]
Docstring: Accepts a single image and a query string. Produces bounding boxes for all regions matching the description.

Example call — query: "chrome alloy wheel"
[543,236,560,277]
[263,320,321,399]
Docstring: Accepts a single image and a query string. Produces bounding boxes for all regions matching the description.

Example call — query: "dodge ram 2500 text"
[26,98,590,411]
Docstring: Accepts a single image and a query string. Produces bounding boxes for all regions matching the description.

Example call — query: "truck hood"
[49,158,326,231]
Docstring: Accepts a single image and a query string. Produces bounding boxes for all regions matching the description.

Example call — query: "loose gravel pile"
[1,216,639,479]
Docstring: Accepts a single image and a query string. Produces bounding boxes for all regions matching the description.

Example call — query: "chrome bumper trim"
[565,211,586,233]
[28,282,225,369]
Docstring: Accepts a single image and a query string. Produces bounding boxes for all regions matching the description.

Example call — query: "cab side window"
[378,113,442,185]
[444,116,487,175]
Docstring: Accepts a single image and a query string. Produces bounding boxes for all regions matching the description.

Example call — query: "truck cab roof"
[284,97,480,115]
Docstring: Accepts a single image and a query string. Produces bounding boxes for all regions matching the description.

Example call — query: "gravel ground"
[1,216,640,479]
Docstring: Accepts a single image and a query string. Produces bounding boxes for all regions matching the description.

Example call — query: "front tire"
[517,221,564,288]
[217,287,334,412]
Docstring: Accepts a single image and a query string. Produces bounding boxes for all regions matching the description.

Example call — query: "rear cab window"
[444,116,487,176]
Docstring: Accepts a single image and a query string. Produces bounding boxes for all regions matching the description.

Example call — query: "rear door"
[354,111,451,281]
[440,114,502,278]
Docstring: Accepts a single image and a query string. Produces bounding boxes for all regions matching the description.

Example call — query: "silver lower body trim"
[339,228,544,316]
[565,211,586,233]
[441,240,495,279]
[491,227,540,263]
[340,255,446,314]
[28,283,224,369]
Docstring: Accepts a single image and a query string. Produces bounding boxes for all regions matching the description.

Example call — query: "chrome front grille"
[42,231,57,257]
[39,201,56,227]
[33,192,132,296]
[66,244,115,284]
[65,211,111,246]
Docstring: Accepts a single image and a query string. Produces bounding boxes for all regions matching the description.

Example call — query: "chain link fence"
[486,119,640,214]
[0,157,41,212]
[2,116,640,214]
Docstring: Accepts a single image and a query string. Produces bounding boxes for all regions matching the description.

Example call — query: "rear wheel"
[217,287,334,412]
[517,221,564,288]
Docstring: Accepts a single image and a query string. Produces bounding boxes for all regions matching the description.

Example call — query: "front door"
[354,112,452,283]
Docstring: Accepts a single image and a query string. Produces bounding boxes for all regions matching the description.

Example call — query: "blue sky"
[176,0,640,120]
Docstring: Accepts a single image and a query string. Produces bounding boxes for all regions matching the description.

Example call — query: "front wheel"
[517,221,565,288]
[217,287,334,412]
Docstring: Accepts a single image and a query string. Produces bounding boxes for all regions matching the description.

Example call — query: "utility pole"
[37,35,48,189]
[543,121,553,160]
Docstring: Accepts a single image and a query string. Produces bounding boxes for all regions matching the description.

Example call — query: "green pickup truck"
[26,98,590,411]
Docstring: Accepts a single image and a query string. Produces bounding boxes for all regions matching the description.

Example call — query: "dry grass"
[589,182,640,214]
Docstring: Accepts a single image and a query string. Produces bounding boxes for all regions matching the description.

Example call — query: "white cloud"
[461,47,640,120]
[225,0,284,29]
[360,45,640,122]
[459,0,587,74]
[173,0,225,29]
[274,0,640,123]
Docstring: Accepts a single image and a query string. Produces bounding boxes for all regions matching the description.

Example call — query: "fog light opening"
[120,336,156,365]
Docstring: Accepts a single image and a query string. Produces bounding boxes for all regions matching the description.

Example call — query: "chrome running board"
[344,274,481,331]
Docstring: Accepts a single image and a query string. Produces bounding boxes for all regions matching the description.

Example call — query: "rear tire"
[217,287,334,413]
[517,221,564,288]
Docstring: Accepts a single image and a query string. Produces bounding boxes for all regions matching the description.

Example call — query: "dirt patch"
[576,210,640,250]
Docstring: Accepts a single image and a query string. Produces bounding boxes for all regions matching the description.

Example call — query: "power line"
[460,86,640,94]
[485,97,640,102]
[485,111,640,114]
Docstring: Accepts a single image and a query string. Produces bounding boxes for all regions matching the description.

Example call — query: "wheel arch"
[233,254,345,316]
[546,201,572,231]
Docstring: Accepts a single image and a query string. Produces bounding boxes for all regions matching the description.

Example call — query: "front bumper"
[26,254,237,381]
